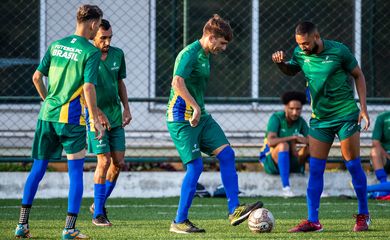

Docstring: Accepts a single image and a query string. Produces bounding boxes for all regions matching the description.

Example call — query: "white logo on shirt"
[70,38,77,44]
[322,56,333,64]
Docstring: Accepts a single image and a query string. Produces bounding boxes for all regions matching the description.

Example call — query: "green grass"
[1,197,389,239]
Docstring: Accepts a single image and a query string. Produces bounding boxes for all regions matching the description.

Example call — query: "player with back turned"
[15,5,105,239]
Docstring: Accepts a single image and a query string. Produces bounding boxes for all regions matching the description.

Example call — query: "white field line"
[1,202,390,209]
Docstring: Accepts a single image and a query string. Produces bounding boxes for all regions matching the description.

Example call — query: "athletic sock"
[65,213,78,229]
[375,168,387,183]
[277,151,290,188]
[345,157,369,214]
[67,159,84,215]
[175,158,203,223]
[93,184,106,218]
[307,157,326,222]
[104,180,116,204]
[22,159,49,205]
[18,205,31,224]
[217,146,240,214]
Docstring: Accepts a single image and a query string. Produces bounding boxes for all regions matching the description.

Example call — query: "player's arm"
[118,78,132,127]
[271,51,301,76]
[267,132,302,147]
[350,66,370,130]
[171,75,200,127]
[32,70,47,100]
[96,107,111,131]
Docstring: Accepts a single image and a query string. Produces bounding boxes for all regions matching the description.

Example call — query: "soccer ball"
[248,208,275,233]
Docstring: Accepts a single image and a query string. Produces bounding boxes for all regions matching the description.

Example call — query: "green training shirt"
[94,46,126,128]
[260,111,308,158]
[372,111,390,151]
[290,39,359,121]
[166,40,210,122]
[37,35,101,125]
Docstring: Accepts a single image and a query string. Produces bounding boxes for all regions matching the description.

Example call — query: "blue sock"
[175,158,203,223]
[104,180,117,205]
[345,157,369,215]
[22,159,49,205]
[375,169,387,183]
[277,151,290,188]
[93,184,106,218]
[307,157,326,222]
[217,146,240,214]
[67,159,84,214]
[367,181,390,192]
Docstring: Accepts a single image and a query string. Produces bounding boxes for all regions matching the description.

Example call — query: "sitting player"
[368,111,390,197]
[260,91,309,197]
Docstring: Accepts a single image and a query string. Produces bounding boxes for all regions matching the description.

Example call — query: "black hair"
[100,19,111,30]
[281,91,307,105]
[295,21,317,35]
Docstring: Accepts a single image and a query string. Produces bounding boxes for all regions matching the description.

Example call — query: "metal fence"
[1,0,389,162]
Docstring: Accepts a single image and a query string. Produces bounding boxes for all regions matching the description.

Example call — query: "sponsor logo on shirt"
[321,56,333,64]
[111,61,120,70]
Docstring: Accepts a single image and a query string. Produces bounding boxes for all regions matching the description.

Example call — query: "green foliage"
[1,197,389,239]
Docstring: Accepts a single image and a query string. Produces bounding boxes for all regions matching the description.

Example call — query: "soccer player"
[260,91,309,197]
[167,14,262,234]
[15,5,105,239]
[88,19,131,226]
[367,111,390,197]
[272,21,370,232]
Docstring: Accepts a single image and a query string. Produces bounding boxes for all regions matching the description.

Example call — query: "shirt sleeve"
[119,50,126,80]
[340,43,358,72]
[174,51,193,79]
[36,45,52,76]
[288,47,300,67]
[372,115,384,141]
[267,114,280,134]
[84,50,101,85]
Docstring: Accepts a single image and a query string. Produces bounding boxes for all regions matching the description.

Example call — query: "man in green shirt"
[15,5,105,239]
[260,91,309,197]
[272,21,370,232]
[88,19,131,227]
[167,14,262,234]
[367,111,390,196]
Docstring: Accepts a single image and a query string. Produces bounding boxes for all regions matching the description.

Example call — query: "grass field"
[1,197,389,239]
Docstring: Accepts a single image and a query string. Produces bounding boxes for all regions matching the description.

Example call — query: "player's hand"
[295,135,308,144]
[98,112,111,131]
[358,109,370,131]
[272,51,286,63]
[94,121,105,140]
[122,109,132,127]
[190,106,201,127]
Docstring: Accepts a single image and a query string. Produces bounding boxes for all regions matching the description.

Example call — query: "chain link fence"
[1,0,389,163]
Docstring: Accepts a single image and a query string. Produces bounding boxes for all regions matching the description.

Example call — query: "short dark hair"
[295,21,317,35]
[281,91,307,105]
[203,14,233,41]
[100,19,111,30]
[76,4,103,23]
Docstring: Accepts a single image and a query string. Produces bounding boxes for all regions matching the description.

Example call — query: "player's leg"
[202,116,262,226]
[370,146,387,183]
[104,127,126,207]
[340,130,370,231]
[87,129,112,226]
[15,120,60,238]
[167,121,205,233]
[105,151,125,203]
[92,153,111,226]
[289,127,333,233]
[61,124,89,238]
[271,142,292,194]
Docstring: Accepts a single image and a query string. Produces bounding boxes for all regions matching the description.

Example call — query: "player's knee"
[277,142,289,151]
[218,145,235,159]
